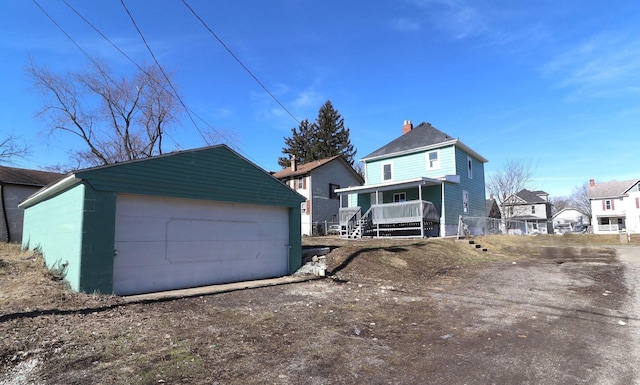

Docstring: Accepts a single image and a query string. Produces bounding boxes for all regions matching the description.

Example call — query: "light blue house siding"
[454,147,487,218]
[366,146,456,184]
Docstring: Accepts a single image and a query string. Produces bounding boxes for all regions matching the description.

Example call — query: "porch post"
[419,183,424,238]
[440,182,446,237]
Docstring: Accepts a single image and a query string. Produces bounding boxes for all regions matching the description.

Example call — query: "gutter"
[18,174,80,209]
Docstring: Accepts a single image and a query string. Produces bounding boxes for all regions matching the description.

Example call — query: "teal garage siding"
[20,145,305,294]
[22,183,86,292]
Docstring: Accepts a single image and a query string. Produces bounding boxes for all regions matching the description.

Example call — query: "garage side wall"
[22,184,85,291]
[79,185,116,294]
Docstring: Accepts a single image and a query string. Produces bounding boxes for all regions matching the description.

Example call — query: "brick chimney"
[402,120,413,135]
[291,155,297,172]
[589,178,595,187]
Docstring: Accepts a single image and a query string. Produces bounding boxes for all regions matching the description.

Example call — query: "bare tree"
[0,133,29,164]
[27,60,179,167]
[549,196,571,215]
[486,158,535,220]
[570,182,592,218]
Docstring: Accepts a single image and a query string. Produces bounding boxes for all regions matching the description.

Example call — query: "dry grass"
[0,233,635,384]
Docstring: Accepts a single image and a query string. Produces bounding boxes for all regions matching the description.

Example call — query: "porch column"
[440,183,446,237]
[418,183,424,238]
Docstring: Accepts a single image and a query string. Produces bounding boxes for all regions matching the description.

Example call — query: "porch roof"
[335,175,459,195]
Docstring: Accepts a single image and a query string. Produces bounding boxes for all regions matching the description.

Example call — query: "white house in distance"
[588,178,640,234]
[274,155,364,236]
[552,208,590,233]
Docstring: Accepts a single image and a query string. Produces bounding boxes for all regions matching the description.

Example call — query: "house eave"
[336,175,458,195]
[18,174,81,208]
[361,139,488,164]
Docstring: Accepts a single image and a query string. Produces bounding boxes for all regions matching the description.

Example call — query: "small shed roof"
[20,145,305,209]
[0,165,63,187]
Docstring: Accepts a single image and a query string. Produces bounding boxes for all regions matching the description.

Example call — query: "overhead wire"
[30,0,182,149]
[180,0,300,124]
[61,0,233,149]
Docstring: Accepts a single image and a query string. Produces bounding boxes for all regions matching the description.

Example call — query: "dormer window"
[427,150,440,170]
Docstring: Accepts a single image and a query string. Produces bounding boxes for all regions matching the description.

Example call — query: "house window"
[301,201,307,214]
[531,205,536,214]
[383,163,392,181]
[329,183,340,199]
[462,190,469,214]
[393,192,406,202]
[427,151,440,170]
[605,200,612,210]
[297,177,305,189]
[467,157,473,179]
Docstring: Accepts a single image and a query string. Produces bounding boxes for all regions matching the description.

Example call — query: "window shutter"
[292,180,297,190]
[612,200,615,210]
[636,197,639,209]
[602,200,605,210]
[303,177,307,189]
[306,200,310,215]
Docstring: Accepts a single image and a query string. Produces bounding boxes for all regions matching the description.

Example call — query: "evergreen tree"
[278,100,356,168]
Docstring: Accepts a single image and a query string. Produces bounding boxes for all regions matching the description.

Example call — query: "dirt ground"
[1,234,639,384]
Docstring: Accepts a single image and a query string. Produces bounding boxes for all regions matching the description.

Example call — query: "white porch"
[336,176,456,238]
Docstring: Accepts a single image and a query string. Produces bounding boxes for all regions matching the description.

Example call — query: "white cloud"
[543,34,640,99]
[391,17,421,32]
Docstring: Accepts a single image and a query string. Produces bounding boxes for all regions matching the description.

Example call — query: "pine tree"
[278,100,357,168]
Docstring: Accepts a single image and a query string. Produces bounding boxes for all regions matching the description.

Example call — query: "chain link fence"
[312,221,341,236]
[457,216,540,238]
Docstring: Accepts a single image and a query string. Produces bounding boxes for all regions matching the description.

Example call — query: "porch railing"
[597,224,623,232]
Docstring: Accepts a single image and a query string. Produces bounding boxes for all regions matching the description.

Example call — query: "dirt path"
[422,246,639,384]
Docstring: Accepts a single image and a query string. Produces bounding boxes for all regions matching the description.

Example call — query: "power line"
[180,0,300,124]
[61,0,233,149]
[31,0,182,149]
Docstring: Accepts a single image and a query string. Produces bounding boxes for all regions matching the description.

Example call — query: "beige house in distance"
[274,156,363,236]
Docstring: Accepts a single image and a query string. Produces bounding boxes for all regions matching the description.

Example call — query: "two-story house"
[588,178,640,234]
[274,155,364,236]
[336,120,488,238]
[502,189,554,234]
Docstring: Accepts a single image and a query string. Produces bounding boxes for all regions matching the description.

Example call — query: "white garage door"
[113,194,290,295]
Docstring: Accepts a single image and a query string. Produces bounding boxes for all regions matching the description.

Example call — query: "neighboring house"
[273,155,364,236]
[336,120,488,238]
[552,208,590,233]
[486,196,501,219]
[0,166,63,243]
[502,189,554,234]
[588,178,640,234]
[20,145,305,295]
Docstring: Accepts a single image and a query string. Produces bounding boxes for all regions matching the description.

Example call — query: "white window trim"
[467,156,473,179]
[393,192,406,202]
[427,150,440,170]
[382,163,393,181]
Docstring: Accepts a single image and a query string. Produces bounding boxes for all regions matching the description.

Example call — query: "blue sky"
[1,1,639,197]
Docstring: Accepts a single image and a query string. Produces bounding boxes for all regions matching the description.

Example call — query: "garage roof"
[21,145,305,208]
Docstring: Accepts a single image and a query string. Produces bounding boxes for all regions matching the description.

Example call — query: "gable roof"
[362,122,488,163]
[588,179,640,199]
[0,165,63,187]
[552,207,588,220]
[506,189,550,204]
[20,145,305,209]
[272,155,364,183]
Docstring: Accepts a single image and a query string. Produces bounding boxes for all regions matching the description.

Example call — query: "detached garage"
[20,145,305,295]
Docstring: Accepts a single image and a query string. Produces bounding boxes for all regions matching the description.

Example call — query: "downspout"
[1,184,9,243]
